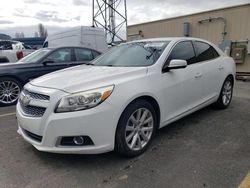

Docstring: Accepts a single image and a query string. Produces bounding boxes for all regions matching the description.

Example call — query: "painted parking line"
[239,171,250,188]
[0,112,16,118]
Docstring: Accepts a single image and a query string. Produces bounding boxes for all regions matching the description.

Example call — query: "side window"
[167,41,196,65]
[5,41,13,50]
[0,41,12,50]
[74,48,94,61]
[0,41,5,49]
[194,41,219,62]
[46,48,71,63]
[92,50,101,58]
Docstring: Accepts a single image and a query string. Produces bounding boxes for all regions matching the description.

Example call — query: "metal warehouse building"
[127,3,250,76]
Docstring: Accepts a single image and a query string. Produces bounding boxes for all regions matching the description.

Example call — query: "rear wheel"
[0,77,22,106]
[115,100,157,157]
[215,77,233,109]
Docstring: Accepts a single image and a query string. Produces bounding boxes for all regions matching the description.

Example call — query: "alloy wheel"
[125,108,154,151]
[222,80,232,106]
[0,80,21,104]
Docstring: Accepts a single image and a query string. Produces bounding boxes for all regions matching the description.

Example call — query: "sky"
[0,0,249,38]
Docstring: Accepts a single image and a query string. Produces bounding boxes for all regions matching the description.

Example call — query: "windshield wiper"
[132,43,159,60]
[146,48,162,60]
[85,62,95,66]
[146,49,156,59]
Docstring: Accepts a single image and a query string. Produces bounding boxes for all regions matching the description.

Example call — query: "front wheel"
[115,100,157,157]
[215,77,233,109]
[0,77,22,106]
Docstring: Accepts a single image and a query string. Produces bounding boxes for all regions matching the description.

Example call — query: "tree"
[15,32,20,38]
[38,23,48,37]
[15,32,25,38]
[20,32,25,38]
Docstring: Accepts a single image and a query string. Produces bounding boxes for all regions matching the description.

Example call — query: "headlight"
[55,85,114,113]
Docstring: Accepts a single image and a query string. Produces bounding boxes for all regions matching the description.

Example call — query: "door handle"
[218,65,224,70]
[194,72,202,78]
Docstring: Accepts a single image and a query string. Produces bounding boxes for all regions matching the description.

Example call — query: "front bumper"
[16,85,120,154]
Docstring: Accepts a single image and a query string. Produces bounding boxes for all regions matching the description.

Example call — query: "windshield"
[92,41,170,67]
[19,48,51,63]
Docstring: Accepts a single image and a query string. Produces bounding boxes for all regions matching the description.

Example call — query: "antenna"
[92,0,127,44]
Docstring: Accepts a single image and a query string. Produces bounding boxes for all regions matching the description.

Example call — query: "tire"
[215,76,233,109]
[0,77,22,106]
[115,99,157,157]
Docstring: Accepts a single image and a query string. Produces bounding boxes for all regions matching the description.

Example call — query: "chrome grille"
[22,89,50,101]
[20,102,46,117]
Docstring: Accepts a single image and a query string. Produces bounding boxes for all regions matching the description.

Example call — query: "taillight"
[16,51,24,60]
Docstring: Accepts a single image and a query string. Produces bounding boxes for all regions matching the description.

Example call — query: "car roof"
[43,46,101,53]
[128,37,225,56]
[128,37,212,44]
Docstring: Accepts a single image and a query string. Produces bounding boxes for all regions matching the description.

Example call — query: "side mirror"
[164,59,187,72]
[43,60,54,65]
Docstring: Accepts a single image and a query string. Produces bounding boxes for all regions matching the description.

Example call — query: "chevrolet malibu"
[16,38,236,157]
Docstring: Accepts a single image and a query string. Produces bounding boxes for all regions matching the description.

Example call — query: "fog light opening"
[60,136,94,146]
[73,136,84,145]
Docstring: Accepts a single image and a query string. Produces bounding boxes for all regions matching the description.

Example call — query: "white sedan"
[16,37,235,157]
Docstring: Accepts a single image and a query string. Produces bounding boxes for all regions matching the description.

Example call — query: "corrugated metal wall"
[127,4,250,73]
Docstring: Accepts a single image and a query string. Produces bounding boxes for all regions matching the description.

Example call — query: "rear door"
[160,41,204,122]
[73,48,100,65]
[193,41,222,101]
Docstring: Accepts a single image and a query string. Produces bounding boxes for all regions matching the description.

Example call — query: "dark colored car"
[0,46,101,106]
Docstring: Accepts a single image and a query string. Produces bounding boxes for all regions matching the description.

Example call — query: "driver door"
[35,47,74,78]
[159,41,204,123]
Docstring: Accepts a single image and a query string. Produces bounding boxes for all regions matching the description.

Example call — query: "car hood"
[0,61,31,69]
[30,65,148,93]
[0,62,19,67]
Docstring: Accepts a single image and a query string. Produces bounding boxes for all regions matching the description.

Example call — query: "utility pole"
[92,0,127,44]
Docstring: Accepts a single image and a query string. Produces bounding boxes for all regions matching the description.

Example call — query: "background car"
[0,40,35,63]
[0,46,101,106]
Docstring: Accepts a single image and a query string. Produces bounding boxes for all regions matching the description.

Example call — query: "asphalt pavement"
[0,81,249,188]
